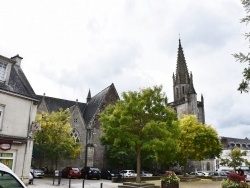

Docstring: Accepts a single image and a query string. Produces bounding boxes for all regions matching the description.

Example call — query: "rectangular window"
[0,105,4,130]
[0,152,15,170]
[0,62,7,81]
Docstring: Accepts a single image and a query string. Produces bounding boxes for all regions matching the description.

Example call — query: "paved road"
[28,177,223,188]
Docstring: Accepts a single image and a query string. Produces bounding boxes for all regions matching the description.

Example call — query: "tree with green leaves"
[176,115,222,176]
[220,147,250,171]
[100,85,180,183]
[233,0,250,93]
[34,108,82,169]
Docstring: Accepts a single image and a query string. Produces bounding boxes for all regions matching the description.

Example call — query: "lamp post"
[84,129,89,167]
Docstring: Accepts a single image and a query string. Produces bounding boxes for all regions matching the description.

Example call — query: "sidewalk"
[28,178,222,188]
[28,178,123,188]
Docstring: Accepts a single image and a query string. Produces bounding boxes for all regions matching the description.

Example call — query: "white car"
[0,162,27,188]
[244,172,250,182]
[30,166,45,178]
[190,171,205,176]
[141,171,153,177]
[197,171,209,176]
[119,170,136,177]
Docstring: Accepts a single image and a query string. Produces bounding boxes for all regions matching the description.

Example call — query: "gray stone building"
[169,39,208,173]
[169,39,205,124]
[35,83,119,170]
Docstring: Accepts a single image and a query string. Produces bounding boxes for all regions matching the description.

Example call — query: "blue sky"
[0,0,249,138]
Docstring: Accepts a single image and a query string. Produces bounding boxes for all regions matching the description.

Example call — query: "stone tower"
[169,39,205,123]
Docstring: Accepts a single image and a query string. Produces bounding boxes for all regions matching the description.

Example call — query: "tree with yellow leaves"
[34,108,82,170]
[176,115,222,176]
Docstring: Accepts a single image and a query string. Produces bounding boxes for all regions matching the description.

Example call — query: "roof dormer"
[0,55,16,85]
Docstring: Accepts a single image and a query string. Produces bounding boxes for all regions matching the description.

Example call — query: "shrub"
[160,171,180,185]
[221,173,250,188]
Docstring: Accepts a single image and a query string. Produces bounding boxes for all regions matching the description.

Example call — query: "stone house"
[35,83,119,170]
[217,137,250,172]
[0,54,38,184]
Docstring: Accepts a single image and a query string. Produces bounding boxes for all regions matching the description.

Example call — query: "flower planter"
[161,181,179,188]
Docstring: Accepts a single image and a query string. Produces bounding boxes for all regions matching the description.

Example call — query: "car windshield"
[72,168,79,171]
[0,171,24,188]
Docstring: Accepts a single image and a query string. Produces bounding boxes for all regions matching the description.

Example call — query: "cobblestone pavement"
[27,177,223,188]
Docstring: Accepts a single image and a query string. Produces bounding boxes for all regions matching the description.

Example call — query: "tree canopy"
[100,85,180,183]
[233,0,250,93]
[34,108,82,169]
[176,115,222,175]
[220,147,250,171]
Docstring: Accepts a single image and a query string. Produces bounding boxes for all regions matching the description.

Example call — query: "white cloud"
[0,0,249,139]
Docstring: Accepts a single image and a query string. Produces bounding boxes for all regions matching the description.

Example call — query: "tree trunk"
[136,147,141,183]
[183,163,187,177]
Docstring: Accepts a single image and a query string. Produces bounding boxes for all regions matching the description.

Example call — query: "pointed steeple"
[176,39,189,84]
[87,89,91,103]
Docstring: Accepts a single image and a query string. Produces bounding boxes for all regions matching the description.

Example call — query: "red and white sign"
[0,143,11,151]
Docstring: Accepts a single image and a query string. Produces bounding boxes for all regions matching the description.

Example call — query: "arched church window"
[70,128,80,142]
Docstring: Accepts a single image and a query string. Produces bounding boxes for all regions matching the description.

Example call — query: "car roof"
[0,162,27,188]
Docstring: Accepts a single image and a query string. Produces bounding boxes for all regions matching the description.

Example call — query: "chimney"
[11,54,23,66]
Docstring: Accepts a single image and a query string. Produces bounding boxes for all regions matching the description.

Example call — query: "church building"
[35,83,119,170]
[169,39,205,124]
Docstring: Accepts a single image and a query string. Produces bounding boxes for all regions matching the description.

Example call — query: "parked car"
[209,171,227,177]
[30,166,45,178]
[61,167,81,179]
[141,171,153,177]
[81,167,101,179]
[0,162,27,188]
[245,172,250,182]
[119,170,136,177]
[189,171,205,176]
[197,171,209,176]
[101,168,118,180]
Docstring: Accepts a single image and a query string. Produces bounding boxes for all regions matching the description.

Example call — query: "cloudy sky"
[0,0,249,138]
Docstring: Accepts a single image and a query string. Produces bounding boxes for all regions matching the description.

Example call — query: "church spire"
[87,89,91,103]
[176,39,189,84]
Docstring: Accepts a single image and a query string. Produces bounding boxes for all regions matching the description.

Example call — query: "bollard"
[100,182,103,188]
[82,179,84,188]
[69,177,71,188]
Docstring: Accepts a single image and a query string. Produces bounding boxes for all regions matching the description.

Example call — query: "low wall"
[112,176,161,183]
[112,175,225,183]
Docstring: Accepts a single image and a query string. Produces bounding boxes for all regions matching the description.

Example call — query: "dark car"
[209,171,228,177]
[61,167,81,179]
[81,167,101,179]
[101,169,118,180]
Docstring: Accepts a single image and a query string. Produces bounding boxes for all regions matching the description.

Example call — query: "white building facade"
[0,54,38,184]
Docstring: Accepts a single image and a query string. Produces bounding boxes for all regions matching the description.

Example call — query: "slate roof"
[83,85,111,125]
[220,136,250,149]
[38,83,115,126]
[0,55,38,101]
[37,95,86,113]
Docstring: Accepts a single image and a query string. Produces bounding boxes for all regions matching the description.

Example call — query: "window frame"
[0,62,7,82]
[0,105,5,130]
